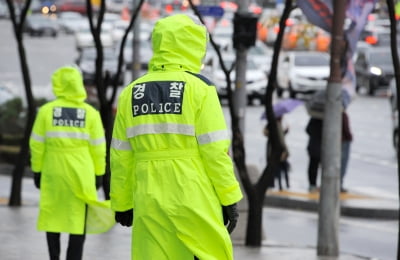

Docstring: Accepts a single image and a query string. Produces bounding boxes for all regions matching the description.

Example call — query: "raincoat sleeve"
[88,109,106,176]
[110,91,135,212]
[29,107,46,173]
[196,86,243,206]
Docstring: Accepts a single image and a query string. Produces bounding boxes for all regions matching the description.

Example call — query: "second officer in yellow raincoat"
[110,14,243,259]
[30,66,114,260]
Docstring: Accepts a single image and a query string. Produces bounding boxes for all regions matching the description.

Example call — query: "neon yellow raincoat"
[30,66,114,235]
[110,14,243,259]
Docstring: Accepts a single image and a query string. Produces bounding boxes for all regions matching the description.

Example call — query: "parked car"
[212,24,233,49]
[277,51,330,98]
[202,54,268,105]
[117,33,153,70]
[57,0,95,14]
[389,78,398,155]
[74,22,114,51]
[221,39,273,76]
[24,14,59,37]
[106,0,130,13]
[75,47,125,85]
[355,47,394,95]
[57,11,87,34]
[111,20,129,44]
[360,26,393,47]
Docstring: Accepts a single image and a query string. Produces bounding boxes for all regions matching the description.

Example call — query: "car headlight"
[370,66,382,76]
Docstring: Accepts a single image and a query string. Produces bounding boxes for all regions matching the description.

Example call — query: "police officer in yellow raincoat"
[110,14,243,260]
[30,66,113,260]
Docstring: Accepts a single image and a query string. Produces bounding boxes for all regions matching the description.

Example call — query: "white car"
[211,24,233,49]
[111,20,129,44]
[116,33,153,70]
[74,22,114,51]
[277,51,330,98]
[221,40,273,76]
[245,40,272,76]
[75,47,125,85]
[202,53,268,105]
[57,11,87,34]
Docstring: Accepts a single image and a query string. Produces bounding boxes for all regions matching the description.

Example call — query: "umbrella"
[305,89,351,119]
[261,98,304,119]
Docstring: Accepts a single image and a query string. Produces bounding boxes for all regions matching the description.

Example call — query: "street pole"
[317,0,346,256]
[234,0,249,134]
[131,0,141,81]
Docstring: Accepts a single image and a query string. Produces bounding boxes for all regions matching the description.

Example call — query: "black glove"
[33,172,41,189]
[222,203,239,233]
[95,176,103,190]
[115,209,133,227]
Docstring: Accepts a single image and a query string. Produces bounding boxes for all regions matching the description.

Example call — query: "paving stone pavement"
[0,165,387,259]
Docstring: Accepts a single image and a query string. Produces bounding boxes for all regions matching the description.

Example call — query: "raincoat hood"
[52,66,87,102]
[149,14,208,73]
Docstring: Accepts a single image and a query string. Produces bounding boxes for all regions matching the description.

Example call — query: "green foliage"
[0,97,24,135]
[0,97,49,136]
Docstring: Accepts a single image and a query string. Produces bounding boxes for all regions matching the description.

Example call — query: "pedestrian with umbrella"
[262,98,303,190]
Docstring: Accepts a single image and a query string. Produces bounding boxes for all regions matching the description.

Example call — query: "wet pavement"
[1,163,397,259]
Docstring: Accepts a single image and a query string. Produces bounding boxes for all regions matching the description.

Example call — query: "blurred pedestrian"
[29,66,111,260]
[264,116,290,190]
[306,111,352,193]
[110,14,243,260]
[340,110,353,192]
[262,98,302,190]
[306,116,323,193]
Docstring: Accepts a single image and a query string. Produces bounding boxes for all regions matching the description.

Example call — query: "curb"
[264,193,399,220]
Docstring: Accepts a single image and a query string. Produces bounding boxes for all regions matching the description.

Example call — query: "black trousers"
[308,156,320,186]
[46,232,86,260]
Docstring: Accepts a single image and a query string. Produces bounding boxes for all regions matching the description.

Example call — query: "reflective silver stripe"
[111,138,132,151]
[31,132,45,142]
[126,123,195,138]
[90,137,106,146]
[46,131,90,140]
[197,130,230,145]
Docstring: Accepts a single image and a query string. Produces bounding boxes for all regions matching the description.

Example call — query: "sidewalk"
[0,163,394,259]
[265,186,399,220]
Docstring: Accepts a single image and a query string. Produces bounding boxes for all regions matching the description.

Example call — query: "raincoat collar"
[149,14,208,74]
[52,66,87,102]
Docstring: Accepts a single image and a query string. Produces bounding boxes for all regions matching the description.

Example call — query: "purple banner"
[297,0,332,32]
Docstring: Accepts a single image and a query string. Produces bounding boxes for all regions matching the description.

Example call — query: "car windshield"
[294,54,329,66]
[369,50,392,64]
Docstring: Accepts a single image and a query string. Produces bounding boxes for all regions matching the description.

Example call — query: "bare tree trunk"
[188,0,292,246]
[85,0,144,199]
[317,0,346,256]
[385,1,400,257]
[6,0,36,206]
[252,0,293,246]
